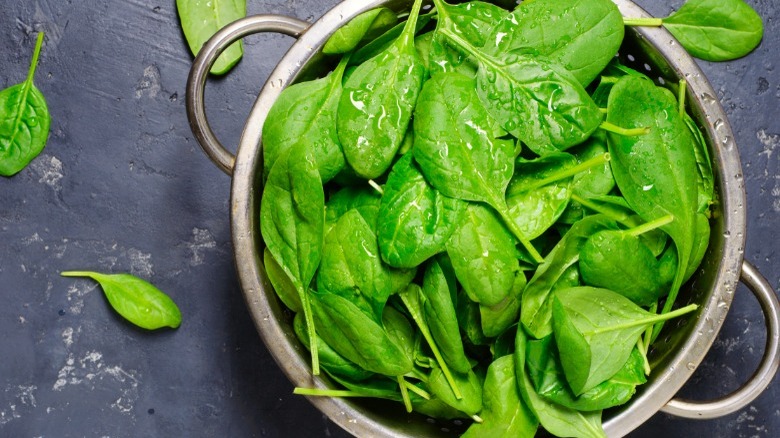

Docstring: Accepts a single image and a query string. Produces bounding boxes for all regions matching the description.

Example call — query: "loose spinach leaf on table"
[323,7,398,55]
[337,0,426,179]
[262,57,349,183]
[1,33,50,177]
[461,354,538,437]
[377,154,466,268]
[606,75,699,334]
[483,0,625,86]
[552,287,697,395]
[61,271,181,330]
[260,143,324,373]
[176,0,246,74]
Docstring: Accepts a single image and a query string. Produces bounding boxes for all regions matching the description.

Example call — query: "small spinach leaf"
[323,8,398,55]
[428,366,483,417]
[293,312,374,381]
[176,0,246,74]
[60,271,181,330]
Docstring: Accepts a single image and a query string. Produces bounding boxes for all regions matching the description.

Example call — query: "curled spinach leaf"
[323,7,398,55]
[176,0,245,75]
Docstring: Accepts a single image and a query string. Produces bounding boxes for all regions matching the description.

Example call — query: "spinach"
[428,365,483,417]
[461,355,537,437]
[526,336,646,411]
[413,72,541,261]
[262,57,348,183]
[446,204,519,308]
[627,0,764,62]
[422,257,472,374]
[323,8,398,55]
[292,313,374,381]
[484,0,625,86]
[521,215,617,339]
[432,0,604,155]
[176,0,245,75]
[579,230,667,307]
[60,271,181,330]
[479,271,525,338]
[351,12,436,67]
[606,75,699,333]
[337,0,426,179]
[263,247,301,313]
[552,287,697,395]
[324,185,382,231]
[260,143,324,374]
[377,154,466,268]
[515,327,607,438]
[0,33,50,177]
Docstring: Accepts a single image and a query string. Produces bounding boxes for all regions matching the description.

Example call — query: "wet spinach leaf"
[479,270,525,338]
[176,0,245,74]
[324,185,382,231]
[61,271,181,330]
[323,7,398,55]
[1,33,50,176]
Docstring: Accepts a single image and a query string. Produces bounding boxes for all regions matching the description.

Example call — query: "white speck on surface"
[52,350,139,415]
[66,281,98,315]
[136,65,162,99]
[128,248,153,278]
[62,327,74,347]
[187,228,217,266]
[0,385,38,425]
[22,232,43,245]
[30,155,64,190]
[18,316,26,324]
[757,129,779,161]
[772,186,780,213]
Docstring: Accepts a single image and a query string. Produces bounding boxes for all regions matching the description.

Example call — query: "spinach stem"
[623,17,664,27]
[586,304,698,335]
[404,381,431,400]
[368,179,384,195]
[599,121,650,137]
[399,292,463,399]
[635,337,652,376]
[27,33,45,84]
[397,375,413,413]
[677,79,688,118]
[519,153,611,193]
[299,290,320,375]
[293,387,366,397]
[472,414,484,423]
[571,193,634,229]
[626,214,673,237]
[400,0,425,46]
[600,76,620,84]
[495,203,545,264]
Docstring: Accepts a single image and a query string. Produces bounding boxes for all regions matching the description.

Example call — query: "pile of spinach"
[256,0,761,435]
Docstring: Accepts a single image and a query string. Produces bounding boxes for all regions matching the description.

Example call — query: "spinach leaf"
[262,57,348,183]
[663,0,764,62]
[569,130,615,198]
[260,143,324,373]
[351,12,435,67]
[317,210,414,321]
[293,312,374,381]
[552,287,697,395]
[479,270,525,338]
[324,185,382,231]
[309,290,414,376]
[428,366,483,417]
[515,327,607,438]
[446,203,520,308]
[1,33,50,177]
[483,0,625,86]
[412,72,541,261]
[60,271,181,330]
[521,215,617,339]
[337,0,426,179]
[506,153,578,240]
[526,336,646,411]
[422,257,472,374]
[606,75,699,330]
[461,355,537,438]
[323,8,398,55]
[263,247,301,313]
[685,114,715,214]
[432,0,604,155]
[457,289,491,347]
[377,154,466,268]
[383,306,417,367]
[176,0,245,75]
[579,230,666,307]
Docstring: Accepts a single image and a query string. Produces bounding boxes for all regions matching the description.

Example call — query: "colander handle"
[185,15,310,176]
[661,260,780,419]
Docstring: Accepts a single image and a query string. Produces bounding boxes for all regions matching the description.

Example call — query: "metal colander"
[185,1,780,436]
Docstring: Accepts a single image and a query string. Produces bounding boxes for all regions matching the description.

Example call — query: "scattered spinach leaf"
[176,0,246,74]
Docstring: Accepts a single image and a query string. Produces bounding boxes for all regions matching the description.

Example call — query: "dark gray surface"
[0,0,776,436]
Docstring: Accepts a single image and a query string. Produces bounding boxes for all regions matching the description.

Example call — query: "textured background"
[0,0,777,436]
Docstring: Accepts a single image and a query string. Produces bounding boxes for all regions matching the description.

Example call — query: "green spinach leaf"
[323,8,398,55]
[176,0,246,74]
[293,312,374,381]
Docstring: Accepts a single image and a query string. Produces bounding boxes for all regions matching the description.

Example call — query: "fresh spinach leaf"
[552,287,697,395]
[0,33,50,177]
[60,271,181,330]
[176,0,245,74]
[337,0,426,179]
[428,366,483,417]
[262,57,348,183]
[293,312,374,381]
[323,8,398,55]
[377,154,466,268]
[324,185,382,231]
[461,354,537,437]
[263,247,301,313]
[479,270,525,338]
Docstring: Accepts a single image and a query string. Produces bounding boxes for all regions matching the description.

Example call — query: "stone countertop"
[0,0,777,436]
